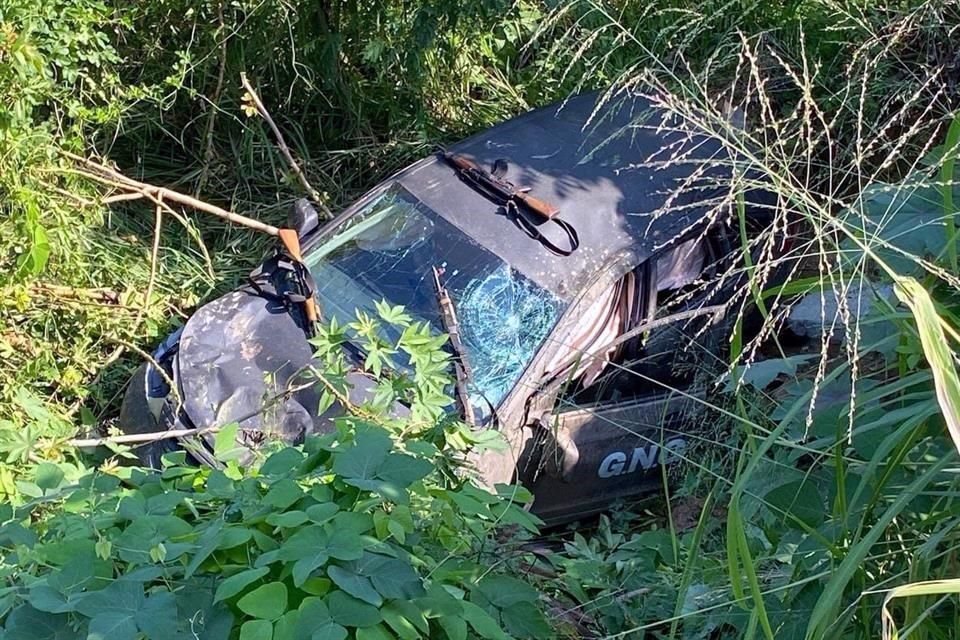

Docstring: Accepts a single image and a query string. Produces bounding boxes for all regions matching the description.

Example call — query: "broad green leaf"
[295,597,347,640]
[263,479,304,510]
[327,566,382,607]
[331,430,392,480]
[134,591,180,640]
[326,527,367,561]
[214,568,270,603]
[4,606,73,640]
[74,579,145,621]
[237,582,287,620]
[266,511,310,528]
[273,610,300,640]
[369,559,424,600]
[214,423,244,462]
[437,615,468,640]
[381,602,423,640]
[261,448,305,477]
[87,612,138,640]
[239,619,273,640]
[278,526,331,586]
[376,454,432,487]
[500,601,550,639]
[26,585,72,614]
[763,480,825,528]
[34,463,64,491]
[383,601,429,634]
[461,601,509,640]
[185,520,225,578]
[306,503,339,524]
[474,576,538,609]
[327,591,382,628]
[356,624,394,640]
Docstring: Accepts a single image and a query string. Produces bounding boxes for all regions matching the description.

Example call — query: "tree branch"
[240,72,333,217]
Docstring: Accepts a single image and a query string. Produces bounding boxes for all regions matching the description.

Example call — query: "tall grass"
[524,0,960,636]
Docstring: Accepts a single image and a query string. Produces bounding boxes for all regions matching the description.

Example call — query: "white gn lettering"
[597,438,687,478]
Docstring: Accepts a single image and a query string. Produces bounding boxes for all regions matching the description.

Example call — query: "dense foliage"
[2,0,960,638]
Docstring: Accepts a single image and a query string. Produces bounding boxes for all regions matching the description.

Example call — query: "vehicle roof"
[392,90,736,298]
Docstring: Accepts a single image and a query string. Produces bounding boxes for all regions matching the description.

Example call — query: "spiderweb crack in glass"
[459,265,558,406]
[305,183,564,413]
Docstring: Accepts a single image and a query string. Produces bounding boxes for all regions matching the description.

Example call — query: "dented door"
[520,393,701,525]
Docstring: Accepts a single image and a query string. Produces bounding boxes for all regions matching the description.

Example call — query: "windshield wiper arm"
[431,266,476,426]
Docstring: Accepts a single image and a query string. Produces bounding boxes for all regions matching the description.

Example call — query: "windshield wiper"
[431,266,476,425]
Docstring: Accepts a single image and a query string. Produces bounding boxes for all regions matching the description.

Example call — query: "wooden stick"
[62,151,280,236]
[69,425,222,448]
[240,72,332,218]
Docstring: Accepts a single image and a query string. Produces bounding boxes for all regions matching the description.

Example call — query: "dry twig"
[240,72,332,217]
[62,151,281,236]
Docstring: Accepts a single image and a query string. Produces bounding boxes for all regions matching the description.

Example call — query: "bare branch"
[240,72,333,218]
[62,151,280,236]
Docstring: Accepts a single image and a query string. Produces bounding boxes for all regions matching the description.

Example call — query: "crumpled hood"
[174,289,399,446]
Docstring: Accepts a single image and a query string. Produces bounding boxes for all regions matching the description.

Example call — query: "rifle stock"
[514,191,559,219]
[277,228,319,324]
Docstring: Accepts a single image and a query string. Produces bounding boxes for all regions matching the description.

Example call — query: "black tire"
[117,363,176,468]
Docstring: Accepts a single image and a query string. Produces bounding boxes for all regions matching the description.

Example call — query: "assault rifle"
[441,151,579,255]
[443,152,559,219]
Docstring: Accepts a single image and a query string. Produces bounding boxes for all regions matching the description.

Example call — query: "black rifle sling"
[248,249,319,337]
[506,200,580,257]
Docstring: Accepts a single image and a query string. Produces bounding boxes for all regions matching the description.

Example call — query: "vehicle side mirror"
[288,198,320,239]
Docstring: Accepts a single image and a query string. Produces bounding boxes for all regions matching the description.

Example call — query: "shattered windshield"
[305,183,565,413]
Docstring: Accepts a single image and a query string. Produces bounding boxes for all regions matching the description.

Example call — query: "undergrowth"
[2,0,960,638]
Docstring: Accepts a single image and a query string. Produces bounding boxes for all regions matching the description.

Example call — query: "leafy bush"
[0,424,549,640]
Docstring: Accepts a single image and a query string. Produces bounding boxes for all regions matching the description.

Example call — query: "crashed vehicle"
[119,91,785,525]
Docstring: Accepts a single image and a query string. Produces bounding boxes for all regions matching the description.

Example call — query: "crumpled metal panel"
[177,290,325,443]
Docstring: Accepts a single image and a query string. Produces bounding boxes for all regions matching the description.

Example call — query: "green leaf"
[895,276,960,453]
[383,601,429,636]
[474,576,538,608]
[26,585,72,614]
[295,598,347,640]
[764,480,825,528]
[500,601,550,639]
[261,448,305,477]
[327,591,382,628]
[266,511,309,528]
[263,479,303,510]
[461,601,509,640]
[34,463,64,492]
[87,612,138,640]
[356,624,394,640]
[327,566,382,607]
[437,615,467,640]
[239,619,273,640]
[376,454,432,487]
[4,606,73,640]
[75,580,145,622]
[214,568,270,603]
[332,430,392,480]
[185,520,224,578]
[326,527,367,561]
[273,611,300,640]
[237,582,287,620]
[306,503,339,524]
[369,559,424,600]
[135,591,181,640]
[277,526,331,586]
[214,423,244,462]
